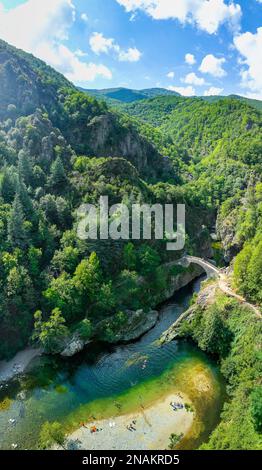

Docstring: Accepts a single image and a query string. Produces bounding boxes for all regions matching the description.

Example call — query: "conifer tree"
[50,157,67,192]
[18,150,33,186]
[0,167,17,203]
[7,194,27,249]
[16,180,36,223]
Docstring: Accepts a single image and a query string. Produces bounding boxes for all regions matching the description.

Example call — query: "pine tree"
[7,194,27,249]
[18,150,33,186]
[16,180,36,223]
[0,167,17,203]
[50,157,67,192]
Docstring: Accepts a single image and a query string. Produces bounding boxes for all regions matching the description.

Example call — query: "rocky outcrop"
[85,113,164,179]
[61,334,92,357]
[161,264,204,303]
[120,309,159,343]
[100,309,159,345]
[160,283,218,344]
[0,39,72,120]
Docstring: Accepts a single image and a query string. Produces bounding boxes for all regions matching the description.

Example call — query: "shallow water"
[0,277,226,450]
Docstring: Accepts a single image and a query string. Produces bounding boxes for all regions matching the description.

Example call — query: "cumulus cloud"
[74,48,88,57]
[118,47,142,61]
[184,72,206,86]
[204,86,224,96]
[168,85,195,96]
[199,54,227,77]
[89,32,141,62]
[167,71,175,79]
[0,0,112,83]
[89,32,116,55]
[35,42,112,83]
[185,53,196,65]
[81,13,88,22]
[234,27,262,100]
[116,0,242,34]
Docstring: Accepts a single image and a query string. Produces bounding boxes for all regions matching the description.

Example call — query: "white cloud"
[185,53,196,65]
[89,32,116,55]
[116,0,242,34]
[0,0,112,84]
[168,85,195,96]
[89,32,142,62]
[184,72,205,86]
[118,47,142,62]
[81,13,88,22]
[204,86,224,96]
[167,71,175,79]
[74,48,88,57]
[234,27,262,100]
[36,42,112,83]
[199,54,227,77]
[0,0,75,49]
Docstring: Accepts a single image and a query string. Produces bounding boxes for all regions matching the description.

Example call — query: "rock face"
[60,310,159,356]
[85,113,164,179]
[0,39,72,119]
[160,283,218,344]
[61,333,92,357]
[108,309,159,344]
[162,264,204,302]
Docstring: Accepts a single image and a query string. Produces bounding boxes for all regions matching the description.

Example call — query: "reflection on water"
[0,276,225,450]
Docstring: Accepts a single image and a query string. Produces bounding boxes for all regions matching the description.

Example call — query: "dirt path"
[180,256,261,318]
[218,276,261,318]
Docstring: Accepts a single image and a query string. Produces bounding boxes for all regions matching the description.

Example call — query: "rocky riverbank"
[160,282,217,344]
[61,393,194,451]
[0,348,42,384]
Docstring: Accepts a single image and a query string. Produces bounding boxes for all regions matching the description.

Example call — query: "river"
[0,276,226,450]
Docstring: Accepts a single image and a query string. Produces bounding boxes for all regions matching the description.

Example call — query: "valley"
[0,38,261,451]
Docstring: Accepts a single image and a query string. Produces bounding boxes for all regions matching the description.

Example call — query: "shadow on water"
[0,276,226,450]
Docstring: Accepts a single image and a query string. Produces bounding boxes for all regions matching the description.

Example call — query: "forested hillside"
[0,39,261,451]
[0,40,211,359]
[79,86,180,104]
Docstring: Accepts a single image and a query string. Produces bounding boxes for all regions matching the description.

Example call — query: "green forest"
[0,39,261,450]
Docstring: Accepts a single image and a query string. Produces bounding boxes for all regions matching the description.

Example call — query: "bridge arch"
[177,256,220,279]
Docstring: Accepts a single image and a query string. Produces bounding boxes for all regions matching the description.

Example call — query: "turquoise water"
[0,278,225,450]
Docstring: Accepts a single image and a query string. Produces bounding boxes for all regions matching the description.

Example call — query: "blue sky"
[0,0,261,98]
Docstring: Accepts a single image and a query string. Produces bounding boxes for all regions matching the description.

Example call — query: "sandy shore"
[66,393,194,450]
[0,348,42,384]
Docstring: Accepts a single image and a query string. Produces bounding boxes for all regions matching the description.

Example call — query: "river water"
[0,276,226,450]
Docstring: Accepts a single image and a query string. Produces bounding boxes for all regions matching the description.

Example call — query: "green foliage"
[49,157,67,192]
[77,319,93,341]
[123,242,137,270]
[7,194,27,249]
[250,387,262,433]
[137,245,161,277]
[39,421,66,449]
[169,433,183,450]
[0,167,17,203]
[234,233,262,306]
[18,150,33,186]
[180,294,262,450]
[33,309,69,354]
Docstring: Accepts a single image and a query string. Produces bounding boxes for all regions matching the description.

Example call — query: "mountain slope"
[0,40,193,359]
[202,94,262,112]
[118,95,262,165]
[0,40,166,179]
[79,86,180,104]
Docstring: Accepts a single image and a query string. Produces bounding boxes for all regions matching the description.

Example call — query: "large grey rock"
[162,264,204,302]
[108,309,159,344]
[160,282,218,344]
[61,334,92,357]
